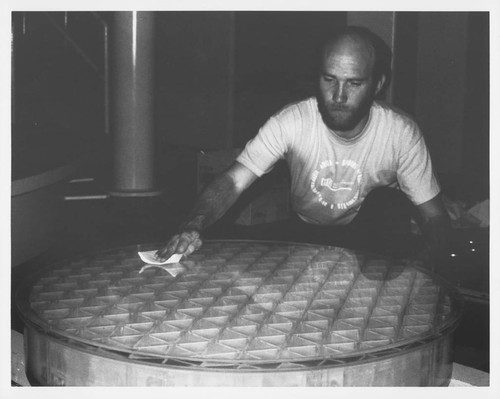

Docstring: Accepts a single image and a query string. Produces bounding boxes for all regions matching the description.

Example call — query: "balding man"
[157,26,450,266]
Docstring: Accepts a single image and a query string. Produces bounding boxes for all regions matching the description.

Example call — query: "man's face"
[317,38,383,137]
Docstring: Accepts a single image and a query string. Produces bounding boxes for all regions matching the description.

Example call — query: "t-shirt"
[236,97,440,225]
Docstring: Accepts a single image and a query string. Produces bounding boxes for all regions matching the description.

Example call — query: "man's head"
[316,26,392,138]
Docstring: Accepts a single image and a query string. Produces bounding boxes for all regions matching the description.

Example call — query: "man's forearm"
[420,214,451,262]
[180,173,242,233]
[414,194,451,266]
[157,162,257,259]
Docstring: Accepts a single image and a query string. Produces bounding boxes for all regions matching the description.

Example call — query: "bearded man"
[157,26,450,267]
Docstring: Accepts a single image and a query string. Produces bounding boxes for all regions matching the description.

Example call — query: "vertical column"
[391,13,419,116]
[110,11,160,196]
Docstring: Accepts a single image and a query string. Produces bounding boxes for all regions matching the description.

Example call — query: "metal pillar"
[110,11,160,197]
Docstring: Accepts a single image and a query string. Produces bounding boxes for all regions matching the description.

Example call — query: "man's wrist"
[180,215,205,233]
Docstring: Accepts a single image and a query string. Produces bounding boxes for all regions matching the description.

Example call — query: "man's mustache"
[327,104,350,112]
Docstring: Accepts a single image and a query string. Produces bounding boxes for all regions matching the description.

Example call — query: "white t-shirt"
[236,97,440,225]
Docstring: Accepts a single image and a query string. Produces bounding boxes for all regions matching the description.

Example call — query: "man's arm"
[415,193,451,267]
[156,161,258,260]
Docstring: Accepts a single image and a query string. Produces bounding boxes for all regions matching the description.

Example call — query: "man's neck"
[330,113,370,141]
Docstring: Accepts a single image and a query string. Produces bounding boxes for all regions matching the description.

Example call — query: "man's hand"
[156,229,203,261]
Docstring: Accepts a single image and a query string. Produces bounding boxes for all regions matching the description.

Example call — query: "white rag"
[138,251,185,276]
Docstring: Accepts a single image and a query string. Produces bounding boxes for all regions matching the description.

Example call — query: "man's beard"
[317,93,374,133]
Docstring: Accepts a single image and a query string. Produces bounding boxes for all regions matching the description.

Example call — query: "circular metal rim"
[15,239,464,370]
[22,319,459,377]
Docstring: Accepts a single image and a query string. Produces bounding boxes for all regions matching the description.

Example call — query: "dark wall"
[414,13,470,175]
[393,12,489,202]
[155,12,235,151]
[12,12,105,180]
[461,12,489,202]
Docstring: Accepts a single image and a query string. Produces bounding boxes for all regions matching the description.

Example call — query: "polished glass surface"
[16,240,463,369]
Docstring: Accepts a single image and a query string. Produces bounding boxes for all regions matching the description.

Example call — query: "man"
[157,26,450,265]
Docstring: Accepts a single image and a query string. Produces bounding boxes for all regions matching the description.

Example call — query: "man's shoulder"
[371,102,423,148]
[272,97,317,120]
[373,101,418,129]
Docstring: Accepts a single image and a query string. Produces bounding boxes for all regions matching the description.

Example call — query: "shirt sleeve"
[397,123,441,205]
[236,113,292,177]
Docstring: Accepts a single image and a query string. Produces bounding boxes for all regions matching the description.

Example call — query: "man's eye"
[349,81,362,87]
[322,76,334,82]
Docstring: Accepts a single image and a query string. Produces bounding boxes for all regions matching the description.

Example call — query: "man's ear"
[374,75,386,96]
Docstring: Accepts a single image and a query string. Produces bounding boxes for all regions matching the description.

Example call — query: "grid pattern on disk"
[24,241,457,365]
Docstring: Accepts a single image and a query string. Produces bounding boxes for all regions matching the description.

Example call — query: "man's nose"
[333,83,347,103]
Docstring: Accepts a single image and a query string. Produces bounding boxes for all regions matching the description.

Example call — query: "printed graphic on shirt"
[310,159,363,210]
